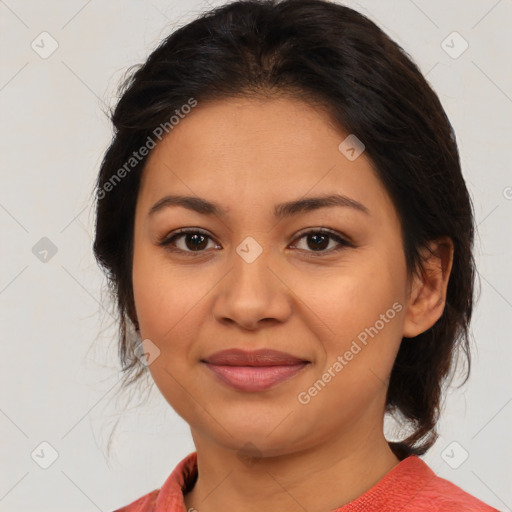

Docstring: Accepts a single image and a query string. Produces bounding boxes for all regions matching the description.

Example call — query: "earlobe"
[402,237,454,339]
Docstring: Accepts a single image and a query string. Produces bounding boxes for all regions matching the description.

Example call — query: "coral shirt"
[112,451,499,512]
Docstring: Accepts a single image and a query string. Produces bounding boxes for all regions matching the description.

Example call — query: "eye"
[158,228,220,254]
[158,227,354,256]
[290,228,354,256]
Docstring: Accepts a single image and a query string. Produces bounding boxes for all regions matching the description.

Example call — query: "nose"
[211,244,292,330]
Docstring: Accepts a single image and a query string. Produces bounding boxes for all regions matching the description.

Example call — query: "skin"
[131,96,453,512]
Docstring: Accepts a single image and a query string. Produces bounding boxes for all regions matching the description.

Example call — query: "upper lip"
[202,349,309,366]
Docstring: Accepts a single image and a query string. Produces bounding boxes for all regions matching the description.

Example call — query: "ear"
[402,236,454,338]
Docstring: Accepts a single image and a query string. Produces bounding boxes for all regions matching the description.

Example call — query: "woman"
[93,0,499,510]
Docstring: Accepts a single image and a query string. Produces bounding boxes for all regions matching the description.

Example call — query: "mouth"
[201,348,311,392]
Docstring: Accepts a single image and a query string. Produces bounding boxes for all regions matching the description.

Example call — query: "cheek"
[131,244,216,387]
[132,241,197,339]
[303,253,405,375]
[299,261,388,335]
[293,271,404,430]
[131,248,207,413]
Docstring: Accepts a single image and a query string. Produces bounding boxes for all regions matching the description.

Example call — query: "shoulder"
[401,457,499,512]
[340,455,499,512]
[110,489,160,512]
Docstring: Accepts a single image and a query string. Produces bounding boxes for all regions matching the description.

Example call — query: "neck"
[184,421,400,512]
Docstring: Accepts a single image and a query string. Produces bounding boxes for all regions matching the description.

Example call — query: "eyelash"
[158,227,355,257]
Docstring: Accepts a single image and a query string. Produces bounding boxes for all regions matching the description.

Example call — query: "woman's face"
[132,97,414,457]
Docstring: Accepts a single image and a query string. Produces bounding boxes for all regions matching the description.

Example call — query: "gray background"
[0,0,511,511]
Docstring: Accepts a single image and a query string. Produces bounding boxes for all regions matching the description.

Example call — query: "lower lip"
[203,363,309,392]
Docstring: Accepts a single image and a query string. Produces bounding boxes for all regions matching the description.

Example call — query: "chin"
[204,416,311,456]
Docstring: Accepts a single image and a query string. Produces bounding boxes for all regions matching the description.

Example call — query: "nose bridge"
[212,234,291,329]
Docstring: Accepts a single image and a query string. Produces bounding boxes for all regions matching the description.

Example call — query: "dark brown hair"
[93,0,476,459]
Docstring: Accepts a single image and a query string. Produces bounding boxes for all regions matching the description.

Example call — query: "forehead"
[137,97,394,223]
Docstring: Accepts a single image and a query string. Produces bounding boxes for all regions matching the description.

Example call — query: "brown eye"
[291,229,354,255]
[305,232,330,251]
[180,232,209,251]
[159,229,220,253]
[158,227,354,257]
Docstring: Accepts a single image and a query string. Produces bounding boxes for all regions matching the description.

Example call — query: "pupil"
[308,233,328,251]
[184,233,329,252]
[187,233,207,251]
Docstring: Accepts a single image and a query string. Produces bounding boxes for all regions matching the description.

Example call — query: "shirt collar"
[154,451,435,512]
[155,451,198,512]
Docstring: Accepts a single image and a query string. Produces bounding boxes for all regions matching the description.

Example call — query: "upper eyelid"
[161,227,352,250]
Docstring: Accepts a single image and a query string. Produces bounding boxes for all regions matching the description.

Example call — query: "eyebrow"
[148,193,370,219]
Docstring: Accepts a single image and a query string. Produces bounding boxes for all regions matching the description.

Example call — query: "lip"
[201,349,310,392]
[203,348,309,366]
